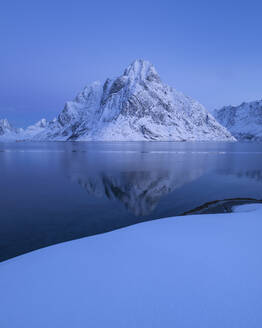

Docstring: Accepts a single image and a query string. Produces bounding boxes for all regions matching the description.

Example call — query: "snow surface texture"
[0,60,235,141]
[1,205,262,327]
[214,100,262,141]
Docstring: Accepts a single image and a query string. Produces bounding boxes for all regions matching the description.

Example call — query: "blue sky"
[1,0,262,127]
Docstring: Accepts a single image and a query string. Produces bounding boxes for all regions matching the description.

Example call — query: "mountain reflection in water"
[68,153,207,216]
[1,141,262,261]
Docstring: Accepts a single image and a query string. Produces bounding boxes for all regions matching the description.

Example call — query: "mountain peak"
[34,118,48,128]
[0,118,18,138]
[123,59,161,83]
[0,118,12,129]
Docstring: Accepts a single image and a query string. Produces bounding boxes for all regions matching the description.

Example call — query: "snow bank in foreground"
[232,203,262,213]
[1,206,262,328]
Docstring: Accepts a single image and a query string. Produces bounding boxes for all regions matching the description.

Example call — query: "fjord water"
[1,141,262,262]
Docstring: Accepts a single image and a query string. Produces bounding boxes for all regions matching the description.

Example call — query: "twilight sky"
[1,0,262,127]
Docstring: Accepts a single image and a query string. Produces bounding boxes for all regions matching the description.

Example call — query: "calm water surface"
[1,141,262,261]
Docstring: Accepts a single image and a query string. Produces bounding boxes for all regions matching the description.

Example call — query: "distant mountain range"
[214,100,262,141]
[0,59,246,142]
[0,119,23,139]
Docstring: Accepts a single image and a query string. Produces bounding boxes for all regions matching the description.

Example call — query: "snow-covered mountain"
[22,118,49,139]
[29,59,235,141]
[0,118,53,141]
[0,119,22,140]
[1,60,236,141]
[214,100,262,141]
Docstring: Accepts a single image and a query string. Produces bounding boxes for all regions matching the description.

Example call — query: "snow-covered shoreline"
[1,205,262,327]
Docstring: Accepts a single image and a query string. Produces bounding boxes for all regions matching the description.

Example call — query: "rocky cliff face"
[31,59,235,141]
[214,100,262,141]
